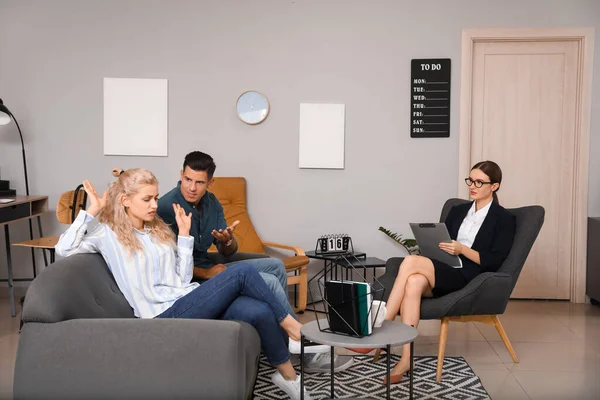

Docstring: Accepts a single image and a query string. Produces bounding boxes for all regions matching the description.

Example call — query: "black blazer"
[444,201,516,281]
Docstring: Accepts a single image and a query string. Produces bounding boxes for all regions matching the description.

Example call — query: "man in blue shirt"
[158,151,353,373]
[157,152,294,316]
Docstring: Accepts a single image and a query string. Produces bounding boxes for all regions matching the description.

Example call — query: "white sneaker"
[303,352,354,373]
[271,371,313,400]
[288,338,330,354]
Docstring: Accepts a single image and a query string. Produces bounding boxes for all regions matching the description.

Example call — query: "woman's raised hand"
[173,204,192,237]
[83,180,107,217]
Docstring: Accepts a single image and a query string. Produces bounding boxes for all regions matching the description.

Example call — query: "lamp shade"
[0,99,12,125]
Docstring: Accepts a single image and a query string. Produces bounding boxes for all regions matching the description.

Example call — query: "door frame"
[458,28,595,303]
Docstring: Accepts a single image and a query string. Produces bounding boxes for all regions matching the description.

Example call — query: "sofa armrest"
[22,254,135,323]
[14,319,261,400]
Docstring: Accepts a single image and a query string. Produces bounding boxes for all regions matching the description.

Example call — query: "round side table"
[300,319,418,400]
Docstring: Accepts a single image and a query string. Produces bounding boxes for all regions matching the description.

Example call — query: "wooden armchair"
[208,177,309,313]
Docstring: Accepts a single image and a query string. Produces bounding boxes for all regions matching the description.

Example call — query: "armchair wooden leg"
[492,315,519,363]
[372,348,382,362]
[437,317,450,382]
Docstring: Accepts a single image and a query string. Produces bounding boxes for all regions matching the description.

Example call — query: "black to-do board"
[411,59,451,138]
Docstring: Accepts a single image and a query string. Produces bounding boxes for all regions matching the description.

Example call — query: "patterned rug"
[253,354,490,399]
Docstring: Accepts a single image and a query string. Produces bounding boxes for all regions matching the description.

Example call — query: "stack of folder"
[325,280,373,337]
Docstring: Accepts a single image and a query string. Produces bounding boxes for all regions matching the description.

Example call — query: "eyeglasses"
[465,178,493,188]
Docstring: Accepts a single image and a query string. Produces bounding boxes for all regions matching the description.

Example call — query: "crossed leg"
[384,256,435,380]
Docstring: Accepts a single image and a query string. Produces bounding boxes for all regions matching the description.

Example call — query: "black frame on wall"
[410,58,451,138]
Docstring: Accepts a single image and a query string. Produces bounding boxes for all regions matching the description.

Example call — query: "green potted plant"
[378,226,419,255]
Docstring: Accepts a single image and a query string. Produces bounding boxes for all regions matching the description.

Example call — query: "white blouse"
[455,200,492,267]
[457,200,492,248]
[55,210,199,318]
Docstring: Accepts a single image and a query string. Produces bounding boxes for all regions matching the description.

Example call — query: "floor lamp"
[0,98,47,276]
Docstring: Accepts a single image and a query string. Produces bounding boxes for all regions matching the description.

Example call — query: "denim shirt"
[157,182,228,269]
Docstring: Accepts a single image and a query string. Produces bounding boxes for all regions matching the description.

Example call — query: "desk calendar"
[315,234,354,254]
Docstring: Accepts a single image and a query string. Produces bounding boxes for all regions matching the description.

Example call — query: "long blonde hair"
[98,168,175,253]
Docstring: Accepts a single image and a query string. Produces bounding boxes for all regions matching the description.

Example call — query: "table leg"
[301,334,305,400]
[386,344,391,400]
[410,341,414,400]
[50,249,55,264]
[294,270,298,308]
[4,225,16,317]
[329,260,333,281]
[36,216,48,267]
[330,346,335,398]
[27,219,37,278]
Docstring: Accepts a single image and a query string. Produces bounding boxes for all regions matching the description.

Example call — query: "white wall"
[0,0,598,287]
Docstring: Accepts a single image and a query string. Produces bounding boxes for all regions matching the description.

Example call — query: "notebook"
[325,280,361,336]
[354,281,372,336]
[409,222,462,268]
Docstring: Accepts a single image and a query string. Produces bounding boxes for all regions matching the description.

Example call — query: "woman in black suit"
[351,161,516,384]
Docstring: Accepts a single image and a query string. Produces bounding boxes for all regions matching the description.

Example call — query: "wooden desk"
[0,196,49,316]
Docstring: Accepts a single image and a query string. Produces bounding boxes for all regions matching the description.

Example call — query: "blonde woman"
[55,168,313,400]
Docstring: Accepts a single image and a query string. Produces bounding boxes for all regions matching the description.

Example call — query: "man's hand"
[193,264,227,280]
[83,180,107,217]
[439,240,463,256]
[211,220,240,245]
[173,204,192,237]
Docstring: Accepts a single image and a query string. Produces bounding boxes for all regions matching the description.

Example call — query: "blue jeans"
[157,263,291,365]
[226,258,297,320]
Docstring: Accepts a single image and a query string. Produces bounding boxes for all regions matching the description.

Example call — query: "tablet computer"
[409,223,462,268]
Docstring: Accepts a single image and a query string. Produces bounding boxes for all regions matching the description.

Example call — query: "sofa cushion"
[22,253,135,323]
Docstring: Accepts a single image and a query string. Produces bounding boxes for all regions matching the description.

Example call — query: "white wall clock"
[236,91,270,125]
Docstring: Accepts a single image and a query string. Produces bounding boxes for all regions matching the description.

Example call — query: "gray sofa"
[13,252,268,400]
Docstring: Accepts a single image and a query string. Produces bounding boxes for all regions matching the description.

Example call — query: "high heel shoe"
[382,372,406,385]
[382,366,410,385]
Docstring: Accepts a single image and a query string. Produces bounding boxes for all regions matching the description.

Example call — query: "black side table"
[305,251,386,313]
[336,257,386,280]
[306,250,366,280]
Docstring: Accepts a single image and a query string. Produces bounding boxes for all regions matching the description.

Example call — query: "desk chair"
[12,185,87,264]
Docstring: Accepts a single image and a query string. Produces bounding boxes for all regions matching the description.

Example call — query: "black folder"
[325,280,361,336]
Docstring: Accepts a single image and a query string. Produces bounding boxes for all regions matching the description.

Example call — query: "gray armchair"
[376,198,545,381]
